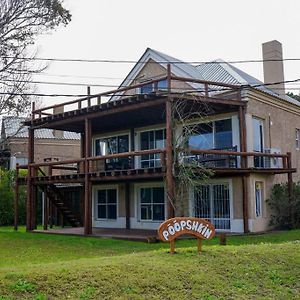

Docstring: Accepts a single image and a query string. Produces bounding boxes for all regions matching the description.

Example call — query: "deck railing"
[29,74,242,120]
[17,148,293,182]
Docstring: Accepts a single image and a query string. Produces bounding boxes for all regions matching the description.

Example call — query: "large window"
[255,182,263,217]
[95,134,129,170]
[188,119,233,150]
[96,189,117,220]
[140,79,167,94]
[140,187,165,221]
[194,183,231,230]
[140,129,166,168]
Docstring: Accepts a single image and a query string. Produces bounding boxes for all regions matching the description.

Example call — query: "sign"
[157,217,215,254]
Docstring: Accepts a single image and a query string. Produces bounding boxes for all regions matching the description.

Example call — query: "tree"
[0,0,71,116]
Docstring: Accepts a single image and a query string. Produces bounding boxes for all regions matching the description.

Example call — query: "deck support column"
[287,152,293,225]
[166,64,175,219]
[242,176,250,233]
[26,127,35,231]
[43,193,49,230]
[84,118,92,235]
[125,182,130,229]
[14,164,19,231]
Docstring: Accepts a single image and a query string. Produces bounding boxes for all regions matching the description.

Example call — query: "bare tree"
[170,96,214,216]
[0,0,71,116]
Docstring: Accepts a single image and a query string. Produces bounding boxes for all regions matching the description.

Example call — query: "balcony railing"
[16,148,293,184]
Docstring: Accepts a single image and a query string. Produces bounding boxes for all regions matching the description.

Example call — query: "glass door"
[252,118,264,167]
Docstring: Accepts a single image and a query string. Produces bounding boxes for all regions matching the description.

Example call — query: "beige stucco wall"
[246,90,300,182]
[124,59,194,96]
[8,137,80,163]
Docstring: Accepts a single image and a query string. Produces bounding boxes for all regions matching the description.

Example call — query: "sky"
[32,0,300,107]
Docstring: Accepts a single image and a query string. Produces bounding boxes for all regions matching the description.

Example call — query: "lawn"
[0,227,299,299]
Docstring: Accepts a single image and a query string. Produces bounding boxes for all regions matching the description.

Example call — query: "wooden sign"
[157,217,215,254]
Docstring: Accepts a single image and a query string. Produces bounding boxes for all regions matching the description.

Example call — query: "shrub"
[267,183,300,229]
[0,169,27,225]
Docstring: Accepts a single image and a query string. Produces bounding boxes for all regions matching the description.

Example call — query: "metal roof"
[1,116,80,140]
[120,48,300,107]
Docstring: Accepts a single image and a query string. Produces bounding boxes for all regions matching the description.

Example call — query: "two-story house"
[16,40,299,235]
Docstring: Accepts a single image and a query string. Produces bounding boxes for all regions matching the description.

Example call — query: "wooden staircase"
[39,184,81,227]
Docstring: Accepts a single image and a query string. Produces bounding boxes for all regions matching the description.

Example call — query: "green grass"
[0,227,299,299]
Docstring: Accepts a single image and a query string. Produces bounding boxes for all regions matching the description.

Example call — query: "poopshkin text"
[158,217,215,242]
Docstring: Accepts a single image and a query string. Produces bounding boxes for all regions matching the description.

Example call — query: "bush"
[0,169,27,225]
[267,183,300,229]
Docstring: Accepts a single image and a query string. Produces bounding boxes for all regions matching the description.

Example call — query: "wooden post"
[219,233,227,245]
[87,86,91,107]
[84,118,92,235]
[197,238,202,254]
[238,106,247,168]
[166,64,175,219]
[170,240,175,254]
[125,182,130,229]
[242,176,249,233]
[14,164,19,231]
[26,126,34,231]
[43,193,49,230]
[287,152,293,225]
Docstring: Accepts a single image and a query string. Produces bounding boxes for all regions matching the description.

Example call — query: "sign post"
[157,217,215,254]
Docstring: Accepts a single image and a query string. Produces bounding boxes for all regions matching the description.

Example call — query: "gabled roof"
[117,48,300,107]
[118,48,204,91]
[1,116,80,140]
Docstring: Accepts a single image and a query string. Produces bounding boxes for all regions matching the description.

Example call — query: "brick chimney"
[52,106,64,139]
[262,40,285,97]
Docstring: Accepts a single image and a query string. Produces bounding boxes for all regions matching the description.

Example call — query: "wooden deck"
[33,227,158,242]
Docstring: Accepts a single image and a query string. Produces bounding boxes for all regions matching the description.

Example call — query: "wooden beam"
[242,176,249,233]
[238,106,247,168]
[166,64,175,219]
[84,118,92,235]
[43,192,49,230]
[14,164,19,231]
[26,128,34,231]
[125,182,130,229]
[287,152,293,225]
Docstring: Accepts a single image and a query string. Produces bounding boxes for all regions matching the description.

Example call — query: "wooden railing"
[30,73,242,120]
[18,149,167,177]
[17,148,293,182]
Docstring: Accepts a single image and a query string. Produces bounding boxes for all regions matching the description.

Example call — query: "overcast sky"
[33,0,300,107]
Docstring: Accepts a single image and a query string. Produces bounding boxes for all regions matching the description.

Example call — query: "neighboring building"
[17,40,299,234]
[0,116,81,169]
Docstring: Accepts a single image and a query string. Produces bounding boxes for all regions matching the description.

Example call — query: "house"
[0,116,81,170]
[16,40,299,235]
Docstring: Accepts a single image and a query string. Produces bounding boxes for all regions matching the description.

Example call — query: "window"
[140,129,166,168]
[96,189,117,219]
[255,182,263,217]
[188,119,232,150]
[194,183,231,230]
[140,187,165,221]
[140,79,168,94]
[95,134,129,170]
[296,129,300,149]
[252,118,264,168]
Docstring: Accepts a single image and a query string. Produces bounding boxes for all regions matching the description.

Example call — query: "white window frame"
[134,182,166,223]
[92,130,131,156]
[255,181,263,218]
[135,125,166,168]
[296,128,300,150]
[189,179,234,231]
[93,185,119,221]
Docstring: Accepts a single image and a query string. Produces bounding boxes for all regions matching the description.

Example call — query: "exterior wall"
[245,90,300,182]
[6,137,80,169]
[123,59,193,96]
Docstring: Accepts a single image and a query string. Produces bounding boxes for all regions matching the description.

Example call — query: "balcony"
[16,147,295,186]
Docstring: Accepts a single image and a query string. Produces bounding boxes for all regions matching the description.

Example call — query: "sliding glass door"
[252,118,264,167]
[194,183,231,230]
